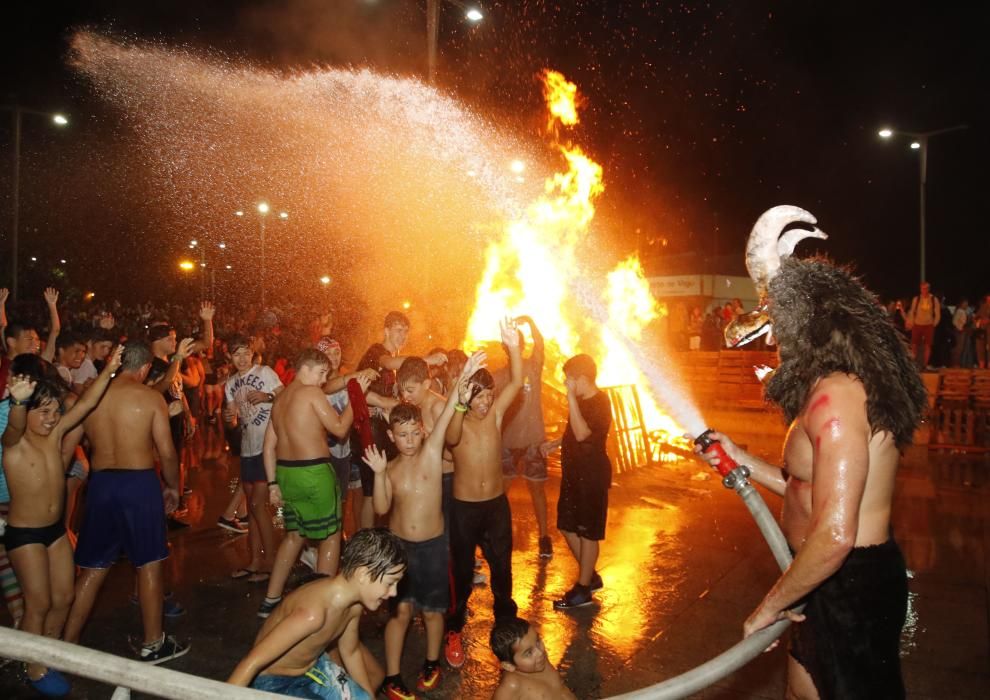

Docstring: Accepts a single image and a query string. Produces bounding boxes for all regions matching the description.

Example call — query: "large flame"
[466,71,681,444]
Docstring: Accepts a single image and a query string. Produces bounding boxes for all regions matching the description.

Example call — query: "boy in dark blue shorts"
[542,354,611,610]
[364,352,483,698]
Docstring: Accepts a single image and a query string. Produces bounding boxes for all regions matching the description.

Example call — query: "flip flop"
[247,571,271,584]
[230,568,256,580]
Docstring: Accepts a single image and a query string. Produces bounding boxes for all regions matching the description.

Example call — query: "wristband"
[267,480,278,487]
[9,397,29,407]
[454,403,468,413]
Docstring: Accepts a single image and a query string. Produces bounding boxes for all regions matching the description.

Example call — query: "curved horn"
[745,205,820,297]
[777,227,827,258]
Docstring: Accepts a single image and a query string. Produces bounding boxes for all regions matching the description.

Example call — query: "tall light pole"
[878,124,968,284]
[2,105,69,301]
[236,203,287,308]
[426,0,484,83]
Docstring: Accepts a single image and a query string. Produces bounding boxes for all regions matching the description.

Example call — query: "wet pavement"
[1,416,988,699]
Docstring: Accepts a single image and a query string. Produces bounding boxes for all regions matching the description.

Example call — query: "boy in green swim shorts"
[260,349,372,619]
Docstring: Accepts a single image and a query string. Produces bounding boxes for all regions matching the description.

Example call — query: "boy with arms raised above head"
[490,617,576,700]
[2,345,122,696]
[229,528,407,698]
[260,349,370,618]
[365,352,485,699]
[443,318,523,668]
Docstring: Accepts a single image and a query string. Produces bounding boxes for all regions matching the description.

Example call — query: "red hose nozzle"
[694,429,739,478]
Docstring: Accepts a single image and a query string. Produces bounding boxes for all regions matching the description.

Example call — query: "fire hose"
[606,430,801,699]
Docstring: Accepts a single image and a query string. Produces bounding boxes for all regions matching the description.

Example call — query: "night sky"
[4,1,988,305]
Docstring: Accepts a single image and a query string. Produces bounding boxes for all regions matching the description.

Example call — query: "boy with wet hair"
[542,354,612,610]
[260,348,369,618]
[365,352,484,698]
[443,318,523,668]
[2,345,122,696]
[490,617,576,699]
[229,527,408,698]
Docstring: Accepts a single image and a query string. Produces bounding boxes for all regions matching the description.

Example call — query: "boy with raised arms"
[365,352,484,698]
[229,528,407,698]
[443,318,523,668]
[2,345,122,696]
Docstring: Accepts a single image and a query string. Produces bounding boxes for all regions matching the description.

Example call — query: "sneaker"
[28,669,71,696]
[381,675,417,700]
[299,546,317,572]
[553,584,594,610]
[589,571,603,592]
[472,570,487,586]
[258,596,282,619]
[217,516,248,534]
[443,630,465,669]
[138,634,190,664]
[538,536,553,559]
[417,661,441,692]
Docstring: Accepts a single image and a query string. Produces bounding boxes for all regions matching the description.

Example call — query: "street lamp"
[236,203,288,308]
[1,104,69,301]
[426,0,484,83]
[878,124,968,283]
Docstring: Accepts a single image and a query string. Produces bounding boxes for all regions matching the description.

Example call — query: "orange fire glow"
[465,70,681,443]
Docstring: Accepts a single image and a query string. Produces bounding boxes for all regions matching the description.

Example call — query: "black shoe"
[138,634,190,664]
[553,584,594,610]
[538,536,553,559]
[258,596,282,619]
[589,571,603,592]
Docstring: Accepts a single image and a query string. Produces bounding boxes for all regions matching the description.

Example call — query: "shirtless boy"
[443,318,523,668]
[490,617,576,700]
[1,345,121,695]
[260,349,369,618]
[63,341,188,665]
[229,527,407,698]
[396,356,458,528]
[366,352,484,698]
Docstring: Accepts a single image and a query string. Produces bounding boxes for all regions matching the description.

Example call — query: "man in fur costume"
[701,206,927,700]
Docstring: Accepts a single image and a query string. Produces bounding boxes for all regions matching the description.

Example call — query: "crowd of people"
[0,287,607,699]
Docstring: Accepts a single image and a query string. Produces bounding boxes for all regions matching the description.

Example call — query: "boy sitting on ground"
[364,352,484,698]
[228,528,407,698]
[490,617,576,699]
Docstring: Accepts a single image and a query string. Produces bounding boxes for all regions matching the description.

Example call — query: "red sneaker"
[417,662,442,692]
[444,630,465,668]
[381,677,417,700]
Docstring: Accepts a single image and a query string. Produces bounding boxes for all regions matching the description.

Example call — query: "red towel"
[348,378,373,450]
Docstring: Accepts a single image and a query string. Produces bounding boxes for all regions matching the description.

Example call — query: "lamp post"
[426,0,484,83]
[2,105,69,301]
[236,203,288,308]
[878,124,968,284]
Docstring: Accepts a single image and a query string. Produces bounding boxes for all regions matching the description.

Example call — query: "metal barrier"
[0,627,282,700]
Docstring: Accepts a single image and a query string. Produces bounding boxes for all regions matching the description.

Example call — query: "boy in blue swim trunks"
[229,528,407,698]
[2,345,122,696]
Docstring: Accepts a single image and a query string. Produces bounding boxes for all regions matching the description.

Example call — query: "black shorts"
[4,520,66,551]
[394,532,450,613]
[557,468,609,541]
[790,538,908,699]
[240,453,267,483]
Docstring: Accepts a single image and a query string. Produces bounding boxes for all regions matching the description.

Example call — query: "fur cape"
[764,257,927,449]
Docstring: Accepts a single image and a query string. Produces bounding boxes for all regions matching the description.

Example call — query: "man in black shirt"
[542,354,612,610]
